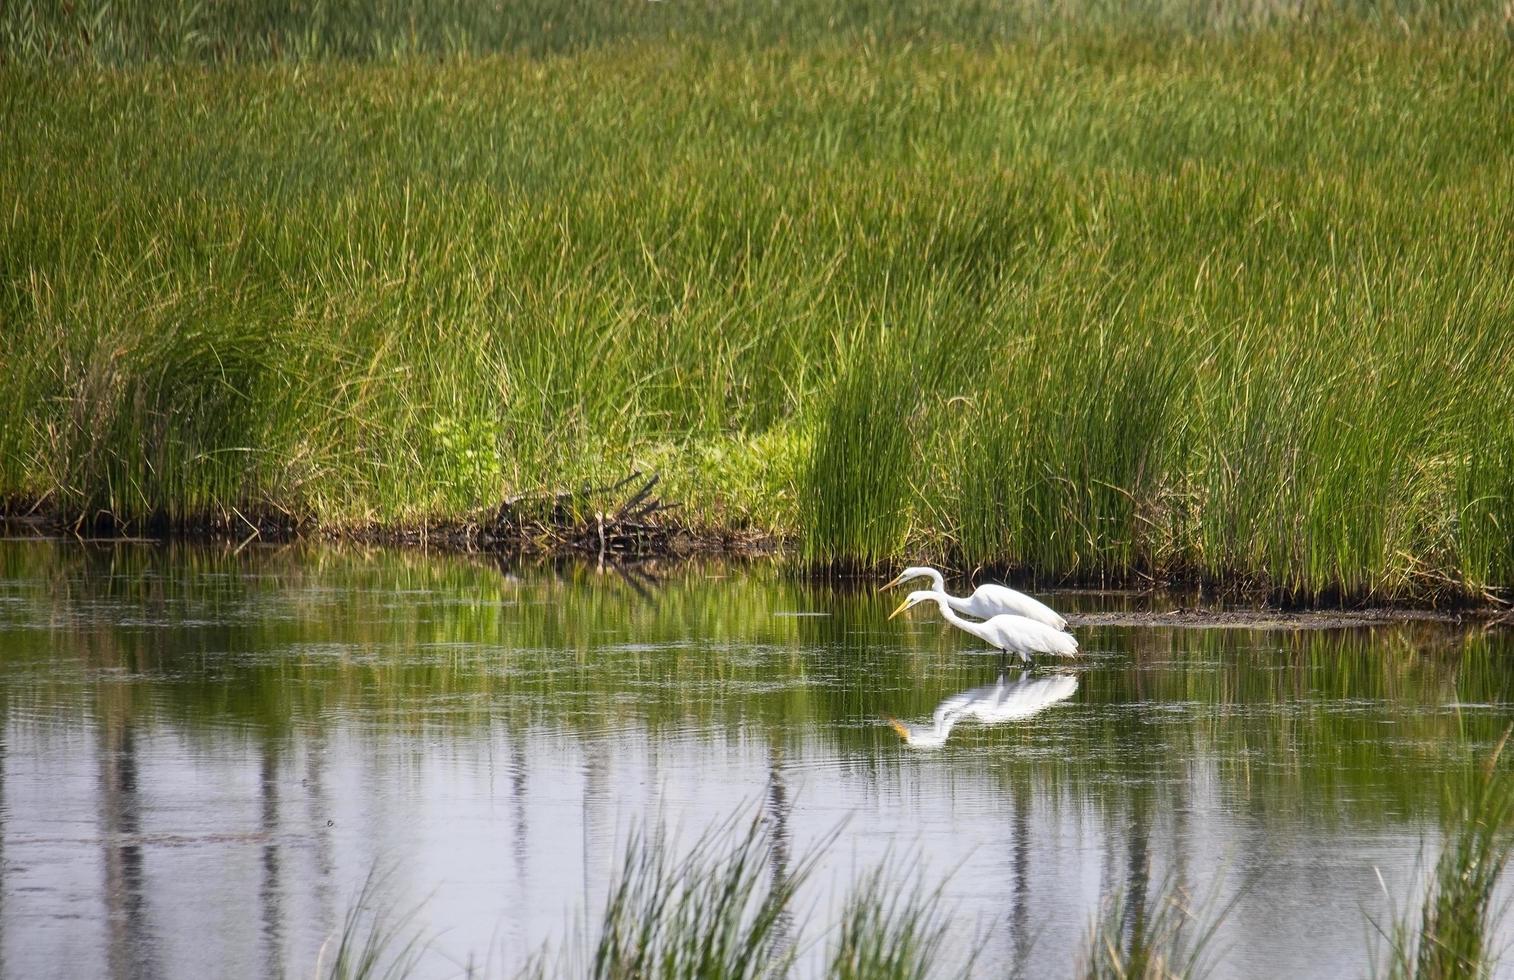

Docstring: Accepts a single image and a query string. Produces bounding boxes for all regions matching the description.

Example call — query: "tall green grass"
[1376,732,1514,980]
[828,866,953,980]
[6,0,1505,65]
[1079,874,1235,980]
[584,816,808,980]
[3,2,1513,600]
[522,812,952,979]
[319,869,427,980]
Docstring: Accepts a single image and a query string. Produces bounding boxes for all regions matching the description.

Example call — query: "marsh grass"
[828,866,955,980]
[1079,873,1235,980]
[586,814,811,980]
[519,810,961,980]
[356,811,1245,980]
[7,0,1508,66]
[318,868,428,980]
[3,2,1513,601]
[516,811,823,979]
[1375,731,1514,979]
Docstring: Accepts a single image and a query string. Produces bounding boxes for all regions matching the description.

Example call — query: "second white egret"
[879,565,1067,631]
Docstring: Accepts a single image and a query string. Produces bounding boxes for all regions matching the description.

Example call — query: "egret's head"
[887,590,942,620]
[877,565,941,594]
[881,714,948,749]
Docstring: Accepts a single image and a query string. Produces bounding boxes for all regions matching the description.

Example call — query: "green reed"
[314,792,1507,979]
[6,0,1503,66]
[520,810,957,980]
[1078,873,1232,980]
[828,866,954,980]
[585,815,810,980]
[320,869,427,980]
[3,7,1513,601]
[1376,732,1514,980]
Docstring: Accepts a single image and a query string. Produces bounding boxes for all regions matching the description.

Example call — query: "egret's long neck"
[941,592,976,616]
[909,713,957,747]
[918,571,973,612]
[935,596,993,645]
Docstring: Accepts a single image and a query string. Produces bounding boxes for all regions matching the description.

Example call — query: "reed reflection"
[97,687,159,980]
[883,671,1079,749]
[0,541,1510,979]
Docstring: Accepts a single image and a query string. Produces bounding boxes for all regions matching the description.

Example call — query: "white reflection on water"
[884,671,1079,749]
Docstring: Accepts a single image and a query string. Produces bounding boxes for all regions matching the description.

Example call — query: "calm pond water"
[1,541,1510,979]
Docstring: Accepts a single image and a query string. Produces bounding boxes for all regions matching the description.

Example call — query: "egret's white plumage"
[889,589,1078,664]
[880,565,1067,631]
[884,671,1078,748]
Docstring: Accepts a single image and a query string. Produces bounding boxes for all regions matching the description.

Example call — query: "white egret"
[884,671,1078,749]
[879,565,1067,631]
[889,590,1078,665]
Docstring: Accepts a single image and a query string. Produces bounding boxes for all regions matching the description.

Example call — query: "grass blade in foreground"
[576,812,815,980]
[1079,872,1236,980]
[319,867,427,980]
[1376,729,1514,980]
[828,865,956,980]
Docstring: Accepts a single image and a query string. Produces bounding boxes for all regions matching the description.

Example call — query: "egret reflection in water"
[884,671,1080,749]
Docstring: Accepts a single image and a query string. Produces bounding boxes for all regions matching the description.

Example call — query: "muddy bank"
[1064,607,1511,629]
[1,473,780,561]
[0,511,776,560]
[3,501,1508,620]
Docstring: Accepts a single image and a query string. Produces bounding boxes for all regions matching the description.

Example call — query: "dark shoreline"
[3,509,1510,623]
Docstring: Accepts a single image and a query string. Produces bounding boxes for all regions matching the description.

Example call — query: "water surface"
[0,542,1509,978]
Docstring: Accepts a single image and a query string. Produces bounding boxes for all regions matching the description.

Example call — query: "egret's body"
[889,590,1078,665]
[880,566,1066,631]
[885,671,1078,748]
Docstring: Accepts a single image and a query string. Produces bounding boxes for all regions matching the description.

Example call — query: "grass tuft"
[828,865,955,980]
[1376,729,1514,980]
[1080,873,1234,980]
[583,813,813,980]
[319,868,428,980]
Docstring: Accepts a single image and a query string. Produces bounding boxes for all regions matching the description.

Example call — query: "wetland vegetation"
[4,0,1513,603]
[4,3,1512,964]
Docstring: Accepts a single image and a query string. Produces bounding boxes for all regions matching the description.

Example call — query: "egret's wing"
[973,583,1067,630]
[987,613,1078,656]
[930,688,979,724]
[981,674,1079,722]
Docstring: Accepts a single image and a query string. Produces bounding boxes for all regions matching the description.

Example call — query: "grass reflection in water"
[0,540,1509,977]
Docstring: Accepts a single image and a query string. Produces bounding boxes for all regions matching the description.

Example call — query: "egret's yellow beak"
[882,716,910,742]
[876,573,906,595]
[887,597,911,620]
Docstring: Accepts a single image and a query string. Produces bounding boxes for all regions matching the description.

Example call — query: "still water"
[0,541,1509,978]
